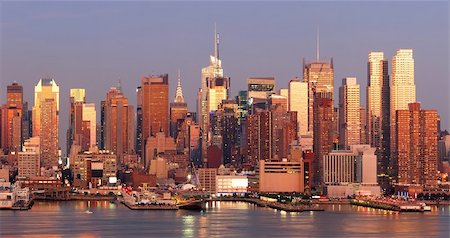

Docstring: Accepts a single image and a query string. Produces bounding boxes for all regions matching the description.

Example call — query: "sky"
[0,1,448,153]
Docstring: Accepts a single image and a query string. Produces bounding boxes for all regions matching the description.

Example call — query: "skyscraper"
[139,74,169,161]
[103,87,134,161]
[33,78,59,168]
[67,89,96,153]
[303,59,334,134]
[1,82,23,152]
[170,70,188,139]
[199,26,226,162]
[339,77,361,149]
[289,79,308,136]
[390,49,416,176]
[366,52,390,179]
[67,88,86,154]
[313,92,334,186]
[394,103,438,187]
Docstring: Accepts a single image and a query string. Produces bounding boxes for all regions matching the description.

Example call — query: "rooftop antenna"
[214,22,220,65]
[117,79,122,92]
[316,25,320,61]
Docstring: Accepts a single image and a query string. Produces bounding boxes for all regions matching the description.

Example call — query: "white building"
[216,175,248,195]
[323,145,380,197]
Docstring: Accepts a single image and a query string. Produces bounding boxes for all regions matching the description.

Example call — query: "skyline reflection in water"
[0,201,449,237]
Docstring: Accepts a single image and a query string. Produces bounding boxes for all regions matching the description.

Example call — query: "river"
[1,201,449,237]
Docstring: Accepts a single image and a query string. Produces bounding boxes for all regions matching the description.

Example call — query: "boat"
[85,210,93,214]
[419,203,432,212]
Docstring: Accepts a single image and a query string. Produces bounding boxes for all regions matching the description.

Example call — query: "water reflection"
[0,201,448,237]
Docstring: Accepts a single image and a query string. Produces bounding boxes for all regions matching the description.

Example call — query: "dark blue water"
[1,201,449,237]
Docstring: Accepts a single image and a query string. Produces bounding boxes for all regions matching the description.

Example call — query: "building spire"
[316,25,320,61]
[174,69,185,103]
[214,22,220,64]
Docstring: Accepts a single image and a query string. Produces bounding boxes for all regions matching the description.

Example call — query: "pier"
[350,199,428,212]
[208,197,325,212]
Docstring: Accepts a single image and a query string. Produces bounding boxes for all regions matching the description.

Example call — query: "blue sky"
[1,1,448,147]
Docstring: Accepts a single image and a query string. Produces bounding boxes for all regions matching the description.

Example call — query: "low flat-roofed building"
[257,159,304,193]
[216,175,248,195]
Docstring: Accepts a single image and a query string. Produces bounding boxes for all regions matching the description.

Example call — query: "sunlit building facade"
[394,103,438,187]
[339,77,361,149]
[390,49,416,176]
[33,78,59,168]
[303,60,334,134]
[289,79,309,136]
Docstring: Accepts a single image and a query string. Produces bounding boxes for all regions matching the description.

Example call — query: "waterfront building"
[198,168,218,194]
[71,148,117,188]
[390,49,416,177]
[257,159,304,193]
[33,78,59,168]
[216,175,248,196]
[394,103,438,187]
[339,77,361,149]
[323,145,380,197]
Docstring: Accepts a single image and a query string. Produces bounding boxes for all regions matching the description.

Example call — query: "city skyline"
[1,2,449,236]
[1,2,448,141]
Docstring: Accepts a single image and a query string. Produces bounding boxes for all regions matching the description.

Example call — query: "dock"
[208,197,325,212]
[350,199,427,212]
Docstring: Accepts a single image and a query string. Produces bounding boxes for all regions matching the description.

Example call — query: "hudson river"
[1,201,449,237]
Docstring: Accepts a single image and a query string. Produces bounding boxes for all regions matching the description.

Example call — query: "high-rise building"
[67,89,96,154]
[135,86,143,155]
[139,74,169,161]
[247,77,275,100]
[33,78,59,168]
[210,101,239,165]
[82,103,96,149]
[313,92,334,186]
[18,137,41,178]
[360,107,367,145]
[199,26,226,163]
[390,49,416,177]
[303,59,334,134]
[1,82,23,152]
[339,77,361,149]
[289,79,309,136]
[103,87,134,161]
[246,110,272,166]
[170,71,188,139]
[67,88,85,154]
[366,52,390,180]
[394,103,438,187]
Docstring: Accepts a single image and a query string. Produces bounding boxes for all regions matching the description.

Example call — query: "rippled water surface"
[1,201,449,237]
